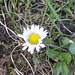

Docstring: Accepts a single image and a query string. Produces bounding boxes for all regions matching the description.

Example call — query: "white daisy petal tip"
[30,51,34,54]
[22,46,27,51]
[18,34,23,38]
[40,44,45,48]
[18,24,48,54]
[23,27,26,31]
[36,46,40,52]
[28,49,34,54]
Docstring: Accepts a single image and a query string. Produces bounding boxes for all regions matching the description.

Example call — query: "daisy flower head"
[18,24,48,54]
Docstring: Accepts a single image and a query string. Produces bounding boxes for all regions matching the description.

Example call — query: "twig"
[1,10,17,41]
[11,43,24,75]
[20,53,34,75]
[0,21,16,35]
[41,0,46,4]
[47,61,53,75]
[0,10,24,43]
[61,22,73,34]
[0,21,24,43]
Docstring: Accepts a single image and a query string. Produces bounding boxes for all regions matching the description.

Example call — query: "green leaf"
[62,62,69,75]
[69,43,75,55]
[68,65,73,75]
[72,60,75,70]
[53,62,69,75]
[43,37,53,45]
[72,55,75,70]
[72,55,75,60]
[59,37,69,45]
[0,0,3,3]
[46,50,59,59]
[60,53,71,64]
[33,57,38,74]
[53,62,62,75]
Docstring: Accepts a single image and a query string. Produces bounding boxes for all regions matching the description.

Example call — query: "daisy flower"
[18,24,48,54]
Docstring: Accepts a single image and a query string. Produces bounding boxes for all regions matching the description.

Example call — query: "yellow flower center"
[29,33,40,44]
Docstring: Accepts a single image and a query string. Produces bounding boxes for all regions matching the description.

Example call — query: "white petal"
[40,30,48,40]
[39,39,42,43]
[22,43,26,46]
[22,46,27,51]
[34,25,40,33]
[44,30,48,35]
[39,27,44,32]
[23,28,28,35]
[23,31,32,41]
[39,44,45,48]
[23,28,27,32]
[28,47,31,52]
[27,27,30,31]
[22,42,30,46]
[40,34,47,40]
[28,45,35,54]
[22,36,28,42]
[18,34,23,38]
[31,24,35,31]
[35,25,39,30]
[30,50,34,54]
[36,45,40,52]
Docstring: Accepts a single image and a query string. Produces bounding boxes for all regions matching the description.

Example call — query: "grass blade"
[46,14,63,35]
[45,0,60,21]
[13,0,22,34]
[4,0,8,12]
[67,0,75,8]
